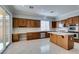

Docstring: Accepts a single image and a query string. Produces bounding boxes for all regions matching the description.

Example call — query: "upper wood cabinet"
[13,18,19,27]
[52,21,58,28]
[13,18,40,28]
[61,16,79,27]
[13,18,27,27]
[30,20,40,27]
[72,16,79,24]
[67,17,73,25]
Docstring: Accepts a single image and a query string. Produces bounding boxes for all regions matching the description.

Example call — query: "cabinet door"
[19,19,27,27]
[50,34,57,44]
[12,34,19,42]
[52,21,57,28]
[13,18,27,27]
[68,36,74,49]
[68,18,73,25]
[30,20,40,27]
[13,18,19,27]
[27,32,41,40]
[63,20,67,27]
[45,32,50,38]
[35,20,40,27]
[57,35,62,46]
[26,20,31,27]
[19,19,23,27]
[32,32,40,39]
[72,16,79,24]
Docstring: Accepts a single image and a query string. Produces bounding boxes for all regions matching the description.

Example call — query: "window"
[41,20,50,30]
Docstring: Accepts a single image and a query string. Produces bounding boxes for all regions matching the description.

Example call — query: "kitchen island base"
[50,33,74,50]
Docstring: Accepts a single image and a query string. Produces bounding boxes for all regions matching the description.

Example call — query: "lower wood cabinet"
[50,34,74,50]
[26,32,41,40]
[45,32,50,38]
[12,33,20,42]
[26,32,50,40]
[50,34,57,44]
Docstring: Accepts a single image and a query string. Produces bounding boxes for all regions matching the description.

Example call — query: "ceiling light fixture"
[29,6,34,9]
[50,11,54,13]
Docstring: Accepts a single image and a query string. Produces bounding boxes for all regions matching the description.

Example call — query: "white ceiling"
[10,5,79,20]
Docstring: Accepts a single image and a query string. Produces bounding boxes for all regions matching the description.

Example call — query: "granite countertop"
[48,32,75,35]
[13,30,54,34]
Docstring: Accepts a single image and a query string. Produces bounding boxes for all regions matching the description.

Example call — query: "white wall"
[58,10,79,20]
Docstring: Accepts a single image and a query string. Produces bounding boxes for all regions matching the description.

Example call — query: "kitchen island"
[49,32,75,50]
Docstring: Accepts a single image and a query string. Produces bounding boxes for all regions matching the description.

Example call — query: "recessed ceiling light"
[50,11,54,13]
[29,6,34,9]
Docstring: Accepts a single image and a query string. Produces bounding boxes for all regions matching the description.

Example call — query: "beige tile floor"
[3,38,79,54]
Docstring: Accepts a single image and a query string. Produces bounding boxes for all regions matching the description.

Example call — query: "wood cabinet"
[50,34,74,50]
[13,18,40,28]
[61,16,79,27]
[13,18,19,27]
[13,18,27,27]
[45,32,50,38]
[63,18,73,27]
[67,18,73,25]
[12,33,20,42]
[72,16,79,24]
[26,32,41,40]
[18,19,27,27]
[26,32,50,40]
[52,21,57,28]
[50,34,57,44]
[30,20,40,27]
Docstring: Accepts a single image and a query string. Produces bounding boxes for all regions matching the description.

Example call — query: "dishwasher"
[41,32,45,38]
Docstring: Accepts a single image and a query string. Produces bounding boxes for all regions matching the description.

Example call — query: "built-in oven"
[68,25,78,32]
[68,24,79,40]
[68,30,79,39]
[73,33,79,39]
